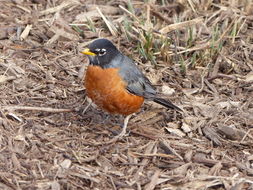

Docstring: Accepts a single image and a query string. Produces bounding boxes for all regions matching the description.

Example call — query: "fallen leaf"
[60,159,72,169]
[0,75,7,84]
[181,122,192,133]
[162,85,175,95]
[245,72,253,82]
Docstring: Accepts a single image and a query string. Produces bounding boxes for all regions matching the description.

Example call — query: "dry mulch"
[0,0,253,189]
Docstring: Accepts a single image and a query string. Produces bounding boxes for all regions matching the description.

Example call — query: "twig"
[130,129,158,140]
[40,0,80,16]
[150,9,173,24]
[1,106,74,113]
[119,5,140,23]
[187,0,196,12]
[109,176,117,190]
[129,152,175,159]
[159,139,183,160]
[240,129,253,143]
[96,7,118,36]
[159,17,203,34]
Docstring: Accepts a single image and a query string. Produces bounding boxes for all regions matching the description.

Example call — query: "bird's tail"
[153,98,182,112]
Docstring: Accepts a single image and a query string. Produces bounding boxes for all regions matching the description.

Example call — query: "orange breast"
[85,65,144,115]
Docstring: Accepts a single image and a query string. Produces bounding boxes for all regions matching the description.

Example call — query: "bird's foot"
[93,114,133,145]
[97,126,128,145]
[113,128,128,139]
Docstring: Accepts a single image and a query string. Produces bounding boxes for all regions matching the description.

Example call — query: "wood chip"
[51,181,60,190]
[144,170,161,190]
[165,127,185,137]
[20,24,32,41]
[218,125,245,141]
[202,126,223,146]
[69,172,100,183]
[75,5,119,21]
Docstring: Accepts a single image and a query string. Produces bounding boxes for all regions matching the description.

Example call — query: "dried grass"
[0,0,253,189]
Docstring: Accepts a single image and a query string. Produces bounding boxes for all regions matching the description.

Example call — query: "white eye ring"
[98,48,106,56]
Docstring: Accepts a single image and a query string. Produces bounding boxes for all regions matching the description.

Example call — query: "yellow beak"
[81,48,96,56]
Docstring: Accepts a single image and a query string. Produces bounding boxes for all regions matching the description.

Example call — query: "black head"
[81,39,120,68]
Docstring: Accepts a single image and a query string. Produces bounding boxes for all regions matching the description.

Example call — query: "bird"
[81,38,181,139]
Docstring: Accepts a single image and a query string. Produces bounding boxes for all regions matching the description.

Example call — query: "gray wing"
[112,54,182,111]
[117,55,157,99]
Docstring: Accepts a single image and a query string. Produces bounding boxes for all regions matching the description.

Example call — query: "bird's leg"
[102,114,133,145]
[82,100,92,114]
[113,114,132,139]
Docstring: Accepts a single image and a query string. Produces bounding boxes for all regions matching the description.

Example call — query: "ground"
[0,0,253,189]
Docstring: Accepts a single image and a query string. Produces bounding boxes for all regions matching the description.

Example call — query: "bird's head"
[81,38,119,68]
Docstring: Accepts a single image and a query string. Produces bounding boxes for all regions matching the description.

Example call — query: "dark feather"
[153,98,182,112]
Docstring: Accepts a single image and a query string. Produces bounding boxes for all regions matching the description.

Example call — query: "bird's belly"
[85,66,144,115]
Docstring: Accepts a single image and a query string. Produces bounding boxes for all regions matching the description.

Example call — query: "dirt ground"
[0,0,253,189]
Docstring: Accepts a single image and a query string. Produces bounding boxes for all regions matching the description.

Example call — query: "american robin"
[81,38,181,139]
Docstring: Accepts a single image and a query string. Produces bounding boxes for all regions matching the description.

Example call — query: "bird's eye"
[98,49,106,56]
